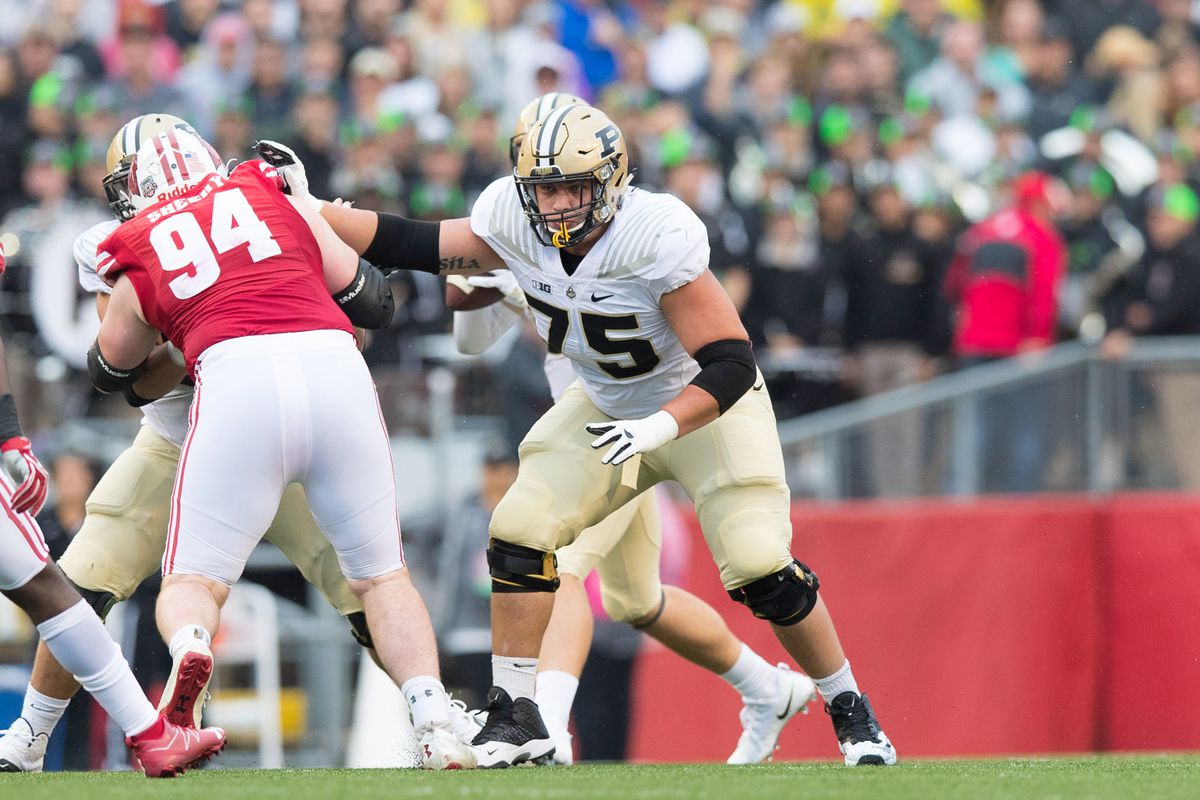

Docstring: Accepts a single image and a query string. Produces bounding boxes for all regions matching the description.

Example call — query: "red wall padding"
[624,494,1200,761]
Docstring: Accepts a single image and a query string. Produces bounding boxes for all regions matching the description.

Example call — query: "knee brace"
[727,559,820,626]
[487,538,559,593]
[346,611,374,649]
[66,577,118,621]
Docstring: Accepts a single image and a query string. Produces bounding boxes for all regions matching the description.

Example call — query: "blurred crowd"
[4,0,1200,434]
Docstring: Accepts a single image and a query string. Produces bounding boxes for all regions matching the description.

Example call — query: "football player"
[0,236,226,778]
[85,126,475,770]
[263,104,897,768]
[0,114,397,772]
[441,92,818,767]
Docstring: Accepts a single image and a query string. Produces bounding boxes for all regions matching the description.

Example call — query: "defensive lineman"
[0,114,390,772]
[266,104,896,768]
[0,237,226,778]
[87,128,474,769]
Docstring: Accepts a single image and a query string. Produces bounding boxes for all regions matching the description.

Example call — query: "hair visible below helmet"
[510,92,585,168]
[104,114,207,221]
[515,104,631,248]
[128,129,225,214]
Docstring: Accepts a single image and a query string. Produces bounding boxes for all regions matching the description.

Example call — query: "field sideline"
[1,756,1198,800]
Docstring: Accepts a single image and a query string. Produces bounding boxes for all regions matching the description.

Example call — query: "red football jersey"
[96,162,353,374]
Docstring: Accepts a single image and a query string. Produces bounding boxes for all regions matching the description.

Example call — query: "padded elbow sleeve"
[87,343,146,394]
[334,259,395,329]
[362,214,441,275]
[689,339,757,414]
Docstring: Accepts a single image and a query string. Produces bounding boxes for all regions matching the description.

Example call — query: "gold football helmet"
[510,92,585,167]
[103,113,206,221]
[515,104,631,248]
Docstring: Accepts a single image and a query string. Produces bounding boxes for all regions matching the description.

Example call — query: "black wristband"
[0,394,22,442]
[362,214,442,275]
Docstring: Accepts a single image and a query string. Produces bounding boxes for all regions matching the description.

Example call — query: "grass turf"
[2,756,1198,800]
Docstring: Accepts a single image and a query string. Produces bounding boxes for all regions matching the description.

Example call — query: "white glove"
[467,271,526,309]
[586,410,679,466]
[1,436,48,515]
[253,139,322,214]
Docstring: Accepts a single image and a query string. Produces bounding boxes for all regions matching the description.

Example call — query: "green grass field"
[2,757,1199,800]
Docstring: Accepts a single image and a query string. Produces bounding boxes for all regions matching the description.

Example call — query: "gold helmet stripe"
[535,104,576,169]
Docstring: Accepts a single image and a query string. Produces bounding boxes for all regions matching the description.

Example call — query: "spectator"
[909,19,1030,122]
[887,0,953,83]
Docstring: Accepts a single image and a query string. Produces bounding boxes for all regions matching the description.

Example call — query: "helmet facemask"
[515,161,620,248]
[103,157,137,221]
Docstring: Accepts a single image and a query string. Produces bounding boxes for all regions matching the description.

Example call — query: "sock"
[492,655,538,700]
[719,644,779,702]
[813,660,859,705]
[36,601,159,737]
[19,686,70,739]
[167,625,212,660]
[401,676,449,730]
[534,670,578,732]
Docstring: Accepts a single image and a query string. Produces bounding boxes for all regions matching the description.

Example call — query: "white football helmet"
[128,128,225,214]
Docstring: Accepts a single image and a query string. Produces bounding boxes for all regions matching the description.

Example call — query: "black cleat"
[470,686,554,768]
[825,691,897,766]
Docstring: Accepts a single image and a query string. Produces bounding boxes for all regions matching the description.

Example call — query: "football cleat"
[470,686,554,768]
[727,663,817,764]
[158,639,213,728]
[0,718,48,772]
[447,697,485,745]
[417,720,478,770]
[126,715,225,778]
[825,691,897,766]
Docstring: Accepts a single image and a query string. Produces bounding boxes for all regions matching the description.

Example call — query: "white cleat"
[158,639,213,729]
[0,718,48,772]
[447,698,485,745]
[825,691,897,766]
[533,724,573,766]
[417,721,478,770]
[727,664,817,764]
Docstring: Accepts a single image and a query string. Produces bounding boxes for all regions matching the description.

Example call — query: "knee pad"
[65,577,117,621]
[727,559,820,626]
[487,538,560,593]
[346,611,374,649]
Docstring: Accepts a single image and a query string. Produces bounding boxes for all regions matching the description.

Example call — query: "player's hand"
[586,410,679,466]
[468,271,525,309]
[0,437,49,515]
[252,140,321,213]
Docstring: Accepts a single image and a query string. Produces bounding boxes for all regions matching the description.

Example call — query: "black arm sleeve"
[333,259,395,330]
[689,339,757,414]
[87,342,148,394]
[0,394,23,442]
[362,213,442,275]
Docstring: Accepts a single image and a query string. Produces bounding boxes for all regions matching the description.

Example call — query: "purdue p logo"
[595,124,620,158]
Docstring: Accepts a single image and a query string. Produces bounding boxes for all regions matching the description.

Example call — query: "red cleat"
[159,640,213,728]
[127,715,225,778]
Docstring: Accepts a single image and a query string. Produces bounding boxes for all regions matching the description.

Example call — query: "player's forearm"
[660,385,721,438]
[128,344,186,404]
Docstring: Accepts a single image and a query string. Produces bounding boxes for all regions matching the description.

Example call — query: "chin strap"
[551,221,572,248]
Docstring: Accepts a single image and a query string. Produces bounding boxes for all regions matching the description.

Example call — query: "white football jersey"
[470,178,708,419]
[75,220,193,449]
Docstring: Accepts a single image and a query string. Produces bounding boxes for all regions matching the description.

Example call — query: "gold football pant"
[58,425,363,617]
[492,380,794,594]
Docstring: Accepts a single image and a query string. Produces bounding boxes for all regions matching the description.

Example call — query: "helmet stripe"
[537,93,556,120]
[536,104,575,169]
[166,127,190,182]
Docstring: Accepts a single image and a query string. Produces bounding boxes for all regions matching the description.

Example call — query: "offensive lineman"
[265,103,897,768]
[444,92,818,766]
[0,238,226,777]
[86,128,475,770]
[0,114,396,772]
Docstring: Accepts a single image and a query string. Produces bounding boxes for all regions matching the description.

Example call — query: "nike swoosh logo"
[591,293,614,302]
[485,747,499,755]
[512,663,536,668]
[776,684,795,720]
[753,382,764,391]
